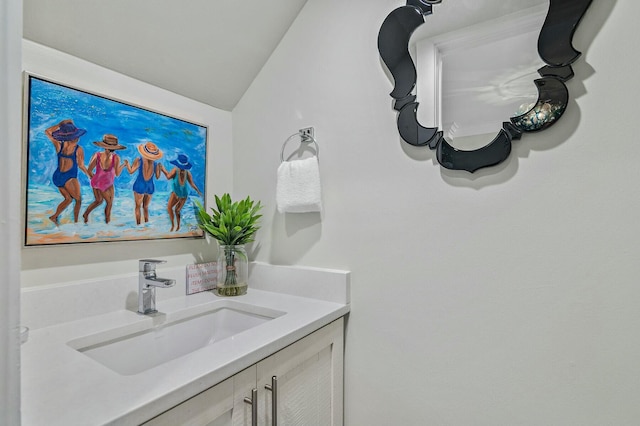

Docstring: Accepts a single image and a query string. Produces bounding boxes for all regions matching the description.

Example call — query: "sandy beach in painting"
[25,185,203,246]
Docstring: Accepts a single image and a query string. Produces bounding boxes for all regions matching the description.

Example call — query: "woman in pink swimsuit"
[82,135,127,224]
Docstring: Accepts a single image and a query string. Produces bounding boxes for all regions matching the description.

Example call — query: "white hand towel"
[276,156,322,213]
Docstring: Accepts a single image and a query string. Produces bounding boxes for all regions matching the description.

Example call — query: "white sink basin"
[68,303,284,375]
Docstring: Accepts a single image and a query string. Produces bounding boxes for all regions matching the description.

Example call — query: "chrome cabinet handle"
[243,388,258,426]
[265,376,278,426]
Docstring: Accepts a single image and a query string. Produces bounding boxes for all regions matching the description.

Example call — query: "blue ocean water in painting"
[25,76,208,245]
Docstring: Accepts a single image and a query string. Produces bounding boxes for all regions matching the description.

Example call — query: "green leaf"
[194,193,262,245]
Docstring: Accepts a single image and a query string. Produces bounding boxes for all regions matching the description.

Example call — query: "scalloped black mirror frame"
[378,0,593,173]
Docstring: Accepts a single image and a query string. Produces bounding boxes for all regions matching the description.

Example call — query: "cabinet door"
[232,366,258,426]
[257,318,344,426]
[143,376,234,426]
[144,366,258,426]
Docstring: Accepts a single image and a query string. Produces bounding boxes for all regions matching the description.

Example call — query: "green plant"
[195,194,262,294]
[195,194,262,245]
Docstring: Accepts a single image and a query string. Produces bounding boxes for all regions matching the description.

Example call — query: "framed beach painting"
[22,73,207,246]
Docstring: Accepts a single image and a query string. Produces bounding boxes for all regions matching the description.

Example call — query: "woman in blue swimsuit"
[45,119,90,225]
[162,154,203,231]
[124,142,165,225]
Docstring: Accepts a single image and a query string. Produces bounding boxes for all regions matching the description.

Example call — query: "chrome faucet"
[138,259,176,315]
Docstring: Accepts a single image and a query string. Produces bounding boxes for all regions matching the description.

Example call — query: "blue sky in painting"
[27,76,207,192]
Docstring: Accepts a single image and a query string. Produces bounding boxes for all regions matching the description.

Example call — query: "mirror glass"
[411,0,549,150]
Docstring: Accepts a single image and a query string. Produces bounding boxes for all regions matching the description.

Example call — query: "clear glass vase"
[215,245,248,296]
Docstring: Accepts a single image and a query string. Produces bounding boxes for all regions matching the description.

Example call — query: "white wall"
[1,1,23,423]
[21,41,234,287]
[233,1,640,424]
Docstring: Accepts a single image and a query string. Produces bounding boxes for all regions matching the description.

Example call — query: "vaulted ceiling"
[23,0,309,111]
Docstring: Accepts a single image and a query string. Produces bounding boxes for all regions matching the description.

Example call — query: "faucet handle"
[139,259,167,272]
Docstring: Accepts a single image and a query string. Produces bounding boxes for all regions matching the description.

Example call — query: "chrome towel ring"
[280,130,319,163]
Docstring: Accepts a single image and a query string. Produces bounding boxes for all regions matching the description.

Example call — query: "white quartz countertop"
[21,289,349,425]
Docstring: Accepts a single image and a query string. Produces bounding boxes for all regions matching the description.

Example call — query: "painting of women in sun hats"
[23,74,208,246]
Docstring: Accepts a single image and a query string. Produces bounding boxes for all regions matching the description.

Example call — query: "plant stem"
[224,246,237,286]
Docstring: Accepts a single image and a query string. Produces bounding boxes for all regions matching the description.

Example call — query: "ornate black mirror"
[378,0,593,173]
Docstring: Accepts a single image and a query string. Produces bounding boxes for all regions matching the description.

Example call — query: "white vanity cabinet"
[144,318,344,426]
